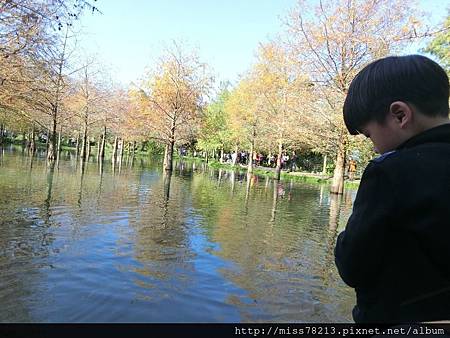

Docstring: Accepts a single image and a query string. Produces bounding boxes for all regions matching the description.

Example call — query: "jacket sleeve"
[334,162,396,288]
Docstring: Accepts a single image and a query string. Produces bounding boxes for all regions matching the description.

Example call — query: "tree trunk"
[127,142,131,156]
[248,140,254,174]
[248,126,257,174]
[163,140,175,171]
[322,154,328,176]
[132,141,136,155]
[96,135,101,161]
[87,137,92,160]
[80,122,88,161]
[0,123,4,144]
[47,113,57,161]
[57,125,62,153]
[45,125,50,149]
[232,144,238,166]
[275,140,283,180]
[163,170,172,202]
[330,133,347,195]
[220,147,224,163]
[163,117,176,171]
[118,138,124,160]
[56,124,62,163]
[99,126,106,160]
[30,127,36,154]
[26,130,32,149]
[212,149,216,161]
[205,151,209,164]
[117,139,123,173]
[112,136,118,163]
[75,131,80,158]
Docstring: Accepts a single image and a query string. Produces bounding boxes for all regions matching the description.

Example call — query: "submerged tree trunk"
[117,139,123,174]
[220,147,224,163]
[322,154,328,176]
[96,135,102,161]
[112,135,118,163]
[247,127,256,174]
[118,138,124,161]
[163,140,175,171]
[47,112,57,161]
[30,127,36,154]
[45,124,50,149]
[232,144,238,166]
[56,124,62,164]
[163,117,176,171]
[99,126,106,160]
[275,140,283,180]
[57,125,62,153]
[80,122,88,161]
[330,133,347,195]
[22,130,26,146]
[86,137,91,160]
[126,141,131,156]
[75,131,80,158]
[247,140,254,174]
[0,123,4,144]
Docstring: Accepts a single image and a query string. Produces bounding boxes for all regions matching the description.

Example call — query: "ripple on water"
[0,152,355,322]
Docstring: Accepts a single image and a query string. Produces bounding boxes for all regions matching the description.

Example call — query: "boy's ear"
[389,101,412,128]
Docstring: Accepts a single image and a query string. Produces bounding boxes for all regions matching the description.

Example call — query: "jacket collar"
[397,123,450,150]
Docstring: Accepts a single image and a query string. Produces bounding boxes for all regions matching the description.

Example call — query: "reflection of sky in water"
[0,149,356,322]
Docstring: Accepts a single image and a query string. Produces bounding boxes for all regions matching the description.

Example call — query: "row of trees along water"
[1,0,449,194]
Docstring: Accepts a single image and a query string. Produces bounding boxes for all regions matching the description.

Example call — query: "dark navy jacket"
[335,123,450,323]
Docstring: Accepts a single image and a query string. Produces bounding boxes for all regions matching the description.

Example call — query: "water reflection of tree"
[162,170,172,224]
[127,170,194,298]
[42,162,56,225]
[0,153,61,321]
[77,159,86,208]
[0,151,355,321]
[270,180,279,223]
[190,169,353,321]
[321,193,341,286]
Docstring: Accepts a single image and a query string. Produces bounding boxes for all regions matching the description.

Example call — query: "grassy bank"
[205,159,360,189]
[2,141,360,189]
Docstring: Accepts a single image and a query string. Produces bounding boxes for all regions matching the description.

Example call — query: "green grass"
[199,158,360,189]
[3,141,360,189]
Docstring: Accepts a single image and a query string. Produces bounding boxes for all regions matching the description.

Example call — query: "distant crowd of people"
[224,151,298,171]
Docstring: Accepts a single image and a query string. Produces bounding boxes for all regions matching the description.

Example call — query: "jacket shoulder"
[370,150,397,164]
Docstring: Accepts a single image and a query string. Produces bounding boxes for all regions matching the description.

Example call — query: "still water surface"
[0,148,356,322]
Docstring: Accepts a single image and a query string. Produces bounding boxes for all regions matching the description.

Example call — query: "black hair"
[343,55,449,135]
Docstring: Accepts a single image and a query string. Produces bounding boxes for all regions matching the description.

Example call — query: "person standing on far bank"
[335,54,450,323]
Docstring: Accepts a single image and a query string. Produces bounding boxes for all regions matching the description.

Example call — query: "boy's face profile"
[360,119,402,154]
[344,55,450,149]
[359,101,412,154]
[359,100,450,154]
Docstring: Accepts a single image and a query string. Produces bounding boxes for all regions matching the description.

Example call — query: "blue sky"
[78,0,448,87]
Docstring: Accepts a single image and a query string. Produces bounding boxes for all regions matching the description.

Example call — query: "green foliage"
[423,13,450,72]
[197,88,232,152]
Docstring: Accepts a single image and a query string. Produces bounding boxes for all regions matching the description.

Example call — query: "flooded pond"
[0,147,356,322]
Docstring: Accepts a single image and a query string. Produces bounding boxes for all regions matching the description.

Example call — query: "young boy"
[335,55,450,323]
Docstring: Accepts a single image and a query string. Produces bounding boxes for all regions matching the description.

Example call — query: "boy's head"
[343,55,449,154]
